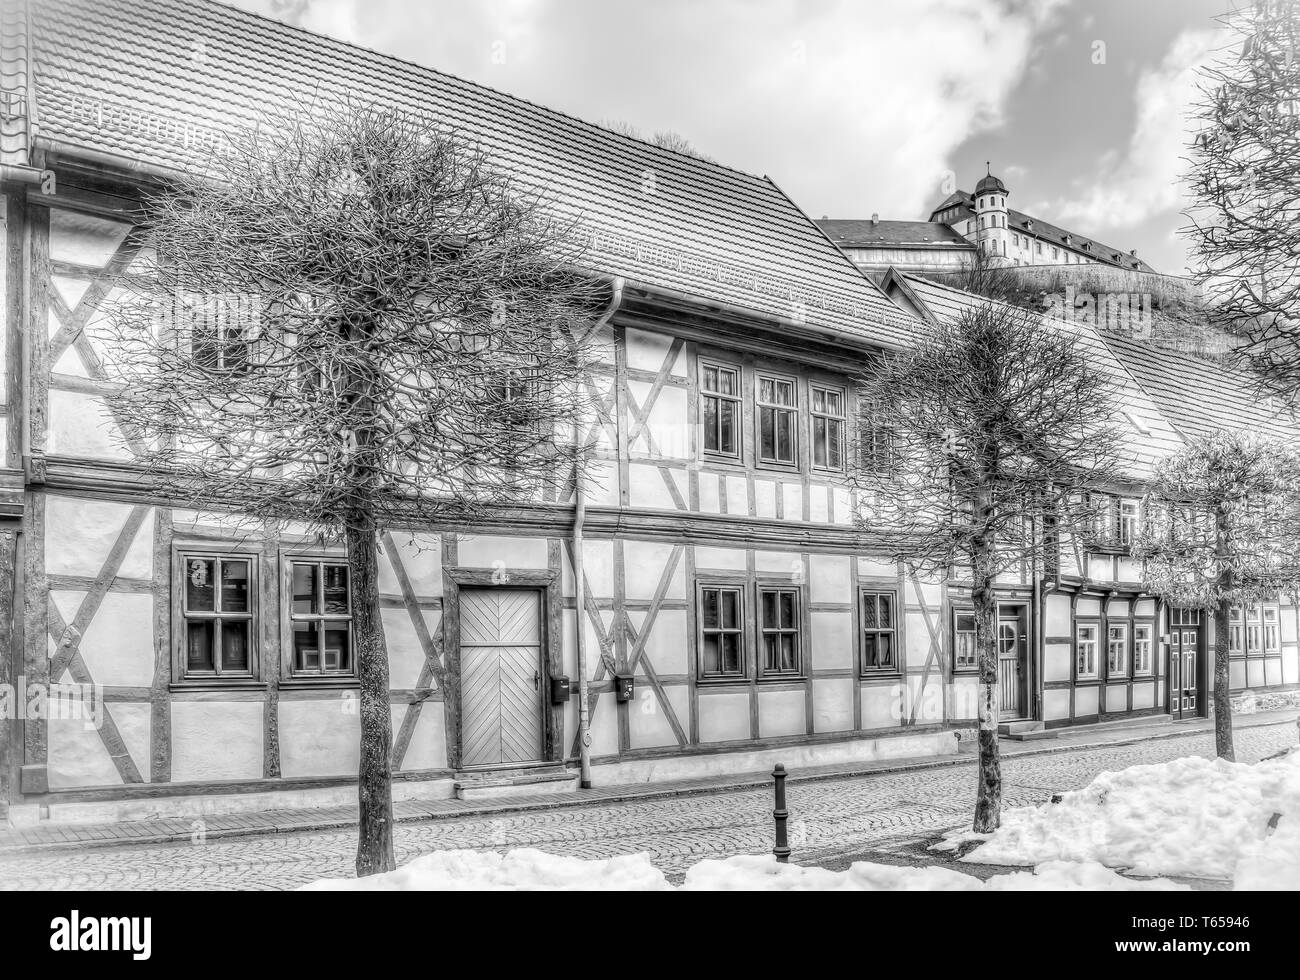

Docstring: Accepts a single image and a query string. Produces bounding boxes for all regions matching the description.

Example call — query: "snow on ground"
[302,849,1186,891]
[301,849,673,891]
[937,747,1300,888]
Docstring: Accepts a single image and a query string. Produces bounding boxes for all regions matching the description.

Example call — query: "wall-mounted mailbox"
[550,675,571,705]
[614,674,635,702]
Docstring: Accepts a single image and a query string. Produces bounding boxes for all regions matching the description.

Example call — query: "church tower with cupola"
[973,164,1009,261]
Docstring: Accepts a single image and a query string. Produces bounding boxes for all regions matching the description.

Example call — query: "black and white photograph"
[0,0,1296,948]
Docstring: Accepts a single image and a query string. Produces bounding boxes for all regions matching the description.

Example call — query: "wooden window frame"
[810,382,847,473]
[1117,498,1140,546]
[859,589,900,676]
[1263,604,1281,654]
[1106,622,1129,678]
[171,544,261,687]
[697,581,747,682]
[756,583,803,679]
[952,608,979,673]
[1075,621,1100,681]
[281,552,358,685]
[699,359,742,461]
[754,371,799,469]
[1133,621,1154,676]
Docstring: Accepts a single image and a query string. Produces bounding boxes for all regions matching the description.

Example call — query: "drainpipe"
[574,277,623,788]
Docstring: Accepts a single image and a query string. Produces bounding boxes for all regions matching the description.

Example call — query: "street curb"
[2,714,1295,856]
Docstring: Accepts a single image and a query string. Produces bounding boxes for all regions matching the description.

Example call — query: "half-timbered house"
[0,0,974,824]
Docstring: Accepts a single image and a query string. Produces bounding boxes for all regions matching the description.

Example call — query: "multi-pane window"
[1231,604,1280,655]
[701,363,741,457]
[1117,499,1140,545]
[1076,624,1098,679]
[184,293,255,374]
[1171,607,1200,626]
[1246,604,1263,653]
[860,400,897,474]
[700,586,744,677]
[954,612,977,670]
[180,554,254,678]
[810,385,845,471]
[756,375,797,465]
[289,561,354,675]
[759,588,800,674]
[861,591,896,671]
[1107,624,1128,675]
[1264,605,1280,652]
[1228,605,1245,655]
[1133,623,1153,675]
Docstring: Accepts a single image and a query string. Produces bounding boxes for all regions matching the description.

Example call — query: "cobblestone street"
[1,722,1294,890]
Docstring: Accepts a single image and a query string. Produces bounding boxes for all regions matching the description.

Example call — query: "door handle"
[534,670,540,691]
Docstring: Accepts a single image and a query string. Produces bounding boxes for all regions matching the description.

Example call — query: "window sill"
[859,671,902,681]
[756,673,807,683]
[170,680,267,692]
[279,676,360,691]
[696,675,751,686]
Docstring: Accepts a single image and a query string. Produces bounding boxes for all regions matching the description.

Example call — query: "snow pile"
[301,850,1185,891]
[302,848,672,891]
[680,854,1182,891]
[982,860,1185,891]
[940,749,1300,885]
[680,854,983,891]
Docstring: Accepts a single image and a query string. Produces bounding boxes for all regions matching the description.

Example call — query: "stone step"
[1070,714,1173,734]
[453,765,579,801]
[998,720,1044,736]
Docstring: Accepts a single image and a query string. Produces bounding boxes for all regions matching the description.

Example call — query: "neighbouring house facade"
[883,270,1300,731]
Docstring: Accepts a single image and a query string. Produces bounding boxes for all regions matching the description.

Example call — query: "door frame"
[996,602,1032,721]
[444,567,562,770]
[1165,606,1206,721]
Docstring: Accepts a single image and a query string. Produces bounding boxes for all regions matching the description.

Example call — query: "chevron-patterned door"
[459,589,544,767]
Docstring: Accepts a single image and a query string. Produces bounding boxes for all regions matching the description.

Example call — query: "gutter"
[0,164,46,186]
[573,276,623,787]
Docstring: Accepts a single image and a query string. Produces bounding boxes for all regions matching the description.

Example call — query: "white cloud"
[231,0,1066,220]
[1053,28,1220,230]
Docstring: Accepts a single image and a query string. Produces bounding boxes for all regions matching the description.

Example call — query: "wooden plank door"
[459,588,544,767]
[997,606,1028,719]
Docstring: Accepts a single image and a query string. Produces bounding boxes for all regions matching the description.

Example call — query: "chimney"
[871,213,879,226]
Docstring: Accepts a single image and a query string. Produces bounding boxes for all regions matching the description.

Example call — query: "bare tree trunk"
[348,517,395,876]
[1212,598,1235,762]
[1212,504,1235,762]
[971,488,1002,833]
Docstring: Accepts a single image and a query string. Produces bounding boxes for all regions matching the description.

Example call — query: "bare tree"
[598,119,715,160]
[922,246,1030,310]
[1186,2,1300,400]
[849,302,1125,832]
[102,102,604,875]
[1131,431,1300,760]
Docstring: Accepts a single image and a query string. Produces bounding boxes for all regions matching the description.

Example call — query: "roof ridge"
[202,0,769,186]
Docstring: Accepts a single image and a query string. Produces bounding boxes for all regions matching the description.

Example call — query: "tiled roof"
[27,0,921,350]
[816,219,973,249]
[927,191,1157,274]
[1096,333,1300,445]
[888,271,1185,481]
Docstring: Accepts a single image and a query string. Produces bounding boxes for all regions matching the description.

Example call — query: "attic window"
[1123,410,1151,436]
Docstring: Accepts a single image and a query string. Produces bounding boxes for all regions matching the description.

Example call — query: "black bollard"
[772,763,790,863]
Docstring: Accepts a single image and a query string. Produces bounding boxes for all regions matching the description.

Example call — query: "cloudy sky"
[233,0,1236,275]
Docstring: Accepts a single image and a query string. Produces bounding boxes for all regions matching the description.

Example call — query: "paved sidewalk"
[2,709,1296,855]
